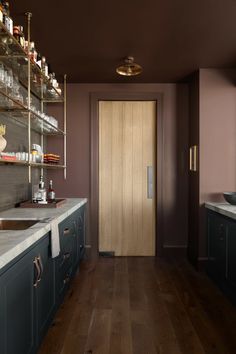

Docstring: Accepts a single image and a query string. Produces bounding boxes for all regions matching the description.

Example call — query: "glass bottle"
[41,56,48,77]
[13,25,25,48]
[30,41,37,63]
[0,62,5,88]
[36,52,42,69]
[0,1,3,22]
[52,72,58,88]
[2,1,13,34]
[38,175,47,203]
[13,26,20,42]
[47,180,55,202]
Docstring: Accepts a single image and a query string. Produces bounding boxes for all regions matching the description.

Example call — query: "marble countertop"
[205,202,236,220]
[0,198,87,271]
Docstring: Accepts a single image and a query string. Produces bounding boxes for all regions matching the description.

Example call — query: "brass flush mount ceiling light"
[116,56,142,76]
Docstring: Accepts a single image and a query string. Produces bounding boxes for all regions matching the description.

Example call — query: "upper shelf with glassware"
[0,8,63,101]
[0,83,65,135]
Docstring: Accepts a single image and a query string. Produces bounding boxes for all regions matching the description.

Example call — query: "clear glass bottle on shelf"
[38,175,47,204]
[47,180,55,202]
[0,62,5,88]
[13,25,25,48]
[30,41,37,63]
[36,52,42,69]
[2,1,13,34]
[41,56,48,77]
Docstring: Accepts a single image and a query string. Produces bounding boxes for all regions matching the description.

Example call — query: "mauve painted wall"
[47,83,189,255]
[199,69,236,258]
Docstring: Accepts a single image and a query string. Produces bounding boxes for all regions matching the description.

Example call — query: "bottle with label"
[47,180,55,202]
[19,26,25,48]
[13,26,20,42]
[52,72,58,88]
[30,41,37,62]
[41,56,48,77]
[38,175,47,204]
[2,1,13,34]
[13,25,25,48]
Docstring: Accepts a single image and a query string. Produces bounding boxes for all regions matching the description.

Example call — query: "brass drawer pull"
[63,276,70,285]
[33,257,40,288]
[37,255,43,282]
[63,252,71,261]
[63,228,70,235]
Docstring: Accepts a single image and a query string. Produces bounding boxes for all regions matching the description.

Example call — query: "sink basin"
[0,219,39,230]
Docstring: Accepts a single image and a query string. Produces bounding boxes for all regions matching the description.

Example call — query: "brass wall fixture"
[116,56,142,76]
[189,145,198,171]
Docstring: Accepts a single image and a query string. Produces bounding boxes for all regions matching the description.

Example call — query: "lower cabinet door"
[0,250,36,354]
[227,222,236,289]
[207,211,227,282]
[0,233,56,354]
[35,235,56,345]
[78,205,85,261]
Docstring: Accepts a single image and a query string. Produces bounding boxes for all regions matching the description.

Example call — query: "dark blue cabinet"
[0,233,54,354]
[207,210,236,304]
[0,204,86,354]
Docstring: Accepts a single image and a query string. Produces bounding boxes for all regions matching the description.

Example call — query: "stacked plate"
[44,153,60,164]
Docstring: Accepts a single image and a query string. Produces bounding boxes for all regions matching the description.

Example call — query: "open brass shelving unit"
[0,12,67,181]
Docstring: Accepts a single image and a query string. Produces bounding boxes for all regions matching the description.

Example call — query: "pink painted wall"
[47,83,189,255]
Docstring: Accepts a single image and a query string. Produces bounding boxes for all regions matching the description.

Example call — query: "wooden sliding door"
[99,101,156,256]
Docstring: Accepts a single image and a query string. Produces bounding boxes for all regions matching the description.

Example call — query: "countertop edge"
[0,198,87,271]
[205,202,236,221]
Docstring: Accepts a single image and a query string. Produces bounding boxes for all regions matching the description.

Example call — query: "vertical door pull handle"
[147,166,153,199]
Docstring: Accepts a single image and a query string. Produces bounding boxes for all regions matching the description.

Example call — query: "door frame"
[90,92,164,259]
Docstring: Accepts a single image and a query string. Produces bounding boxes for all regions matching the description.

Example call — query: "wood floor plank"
[84,309,112,354]
[93,258,115,310]
[130,310,157,354]
[109,258,133,354]
[128,257,149,311]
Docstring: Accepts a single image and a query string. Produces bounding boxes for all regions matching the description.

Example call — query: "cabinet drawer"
[57,265,73,297]
[59,217,76,249]
[57,239,75,271]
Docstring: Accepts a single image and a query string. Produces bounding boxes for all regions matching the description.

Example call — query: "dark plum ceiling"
[11,0,236,83]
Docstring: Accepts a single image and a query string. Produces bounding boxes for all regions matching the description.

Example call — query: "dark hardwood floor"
[38,257,236,354]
